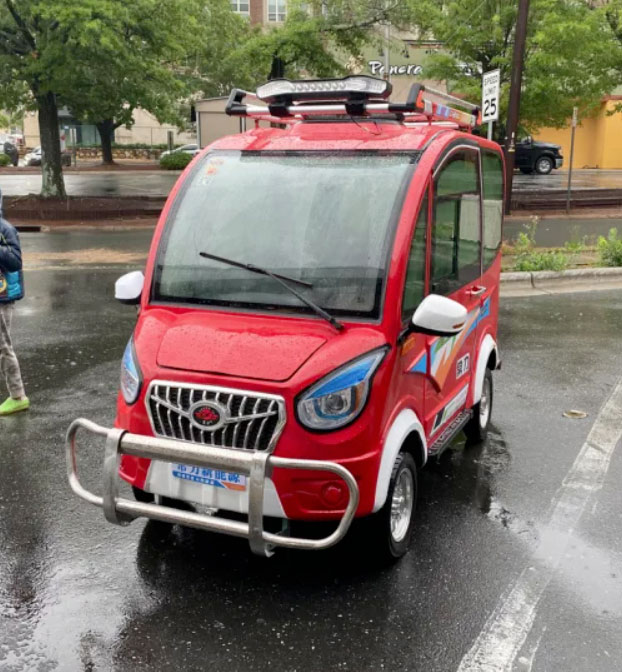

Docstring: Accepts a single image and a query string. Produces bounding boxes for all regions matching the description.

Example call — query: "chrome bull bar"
[66,418,359,556]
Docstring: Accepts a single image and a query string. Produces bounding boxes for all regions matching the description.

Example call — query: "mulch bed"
[4,195,165,221]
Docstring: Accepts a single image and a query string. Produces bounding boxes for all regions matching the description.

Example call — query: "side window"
[431,150,481,295]
[482,151,504,269]
[401,192,428,322]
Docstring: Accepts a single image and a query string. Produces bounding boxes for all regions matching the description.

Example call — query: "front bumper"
[66,418,359,556]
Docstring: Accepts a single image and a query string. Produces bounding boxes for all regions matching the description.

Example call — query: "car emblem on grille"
[189,401,227,431]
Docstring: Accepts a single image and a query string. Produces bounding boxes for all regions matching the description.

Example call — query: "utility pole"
[504,0,530,215]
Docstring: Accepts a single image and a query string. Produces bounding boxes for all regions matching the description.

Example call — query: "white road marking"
[457,375,622,672]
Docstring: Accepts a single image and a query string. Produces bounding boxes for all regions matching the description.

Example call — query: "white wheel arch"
[472,334,498,405]
[373,408,427,513]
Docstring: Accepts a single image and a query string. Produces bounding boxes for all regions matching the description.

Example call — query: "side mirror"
[115,271,144,305]
[411,294,467,337]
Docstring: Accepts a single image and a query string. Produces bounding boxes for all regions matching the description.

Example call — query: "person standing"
[0,188,29,415]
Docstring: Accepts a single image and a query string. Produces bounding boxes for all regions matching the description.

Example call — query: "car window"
[401,191,428,322]
[482,151,503,269]
[154,151,418,319]
[431,149,481,295]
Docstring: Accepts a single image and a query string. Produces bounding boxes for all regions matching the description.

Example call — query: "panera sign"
[368,61,423,76]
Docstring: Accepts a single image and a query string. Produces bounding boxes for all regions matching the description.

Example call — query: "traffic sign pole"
[566,106,578,214]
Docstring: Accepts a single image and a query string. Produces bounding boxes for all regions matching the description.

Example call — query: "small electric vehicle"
[67,76,503,560]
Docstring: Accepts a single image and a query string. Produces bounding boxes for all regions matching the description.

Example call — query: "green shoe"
[0,397,30,416]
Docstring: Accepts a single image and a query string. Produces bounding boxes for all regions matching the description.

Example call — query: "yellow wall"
[533,101,622,169]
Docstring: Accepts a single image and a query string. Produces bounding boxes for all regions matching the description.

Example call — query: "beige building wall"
[114,108,195,145]
[196,97,269,148]
[22,108,195,148]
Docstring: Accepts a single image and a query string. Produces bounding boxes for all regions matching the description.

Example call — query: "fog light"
[321,482,346,507]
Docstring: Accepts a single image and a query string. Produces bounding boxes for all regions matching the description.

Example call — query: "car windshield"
[153,151,418,319]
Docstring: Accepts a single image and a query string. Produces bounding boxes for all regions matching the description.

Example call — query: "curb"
[501,267,622,296]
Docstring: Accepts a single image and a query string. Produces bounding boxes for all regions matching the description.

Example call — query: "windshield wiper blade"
[199,251,344,332]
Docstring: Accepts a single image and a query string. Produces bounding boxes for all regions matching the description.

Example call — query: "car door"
[423,146,483,447]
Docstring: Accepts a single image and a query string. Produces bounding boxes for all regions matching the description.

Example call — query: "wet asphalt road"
[2,168,621,198]
[0,171,180,198]
[1,232,622,671]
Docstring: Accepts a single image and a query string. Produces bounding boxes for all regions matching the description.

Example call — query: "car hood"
[531,141,561,151]
[156,312,328,382]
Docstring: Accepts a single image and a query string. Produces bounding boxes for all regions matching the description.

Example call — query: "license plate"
[171,464,247,491]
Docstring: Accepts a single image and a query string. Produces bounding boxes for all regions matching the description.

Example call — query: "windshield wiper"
[199,251,344,332]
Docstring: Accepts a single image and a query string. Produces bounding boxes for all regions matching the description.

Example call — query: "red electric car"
[67,77,503,560]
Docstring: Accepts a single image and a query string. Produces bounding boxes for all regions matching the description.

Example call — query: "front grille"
[146,381,286,452]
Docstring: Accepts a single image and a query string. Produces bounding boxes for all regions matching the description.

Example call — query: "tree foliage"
[206,0,414,93]
[412,0,622,133]
[58,0,208,163]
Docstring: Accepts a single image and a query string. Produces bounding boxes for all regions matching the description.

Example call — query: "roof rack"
[225,76,481,131]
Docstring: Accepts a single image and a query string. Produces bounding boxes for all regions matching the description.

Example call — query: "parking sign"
[482,69,500,123]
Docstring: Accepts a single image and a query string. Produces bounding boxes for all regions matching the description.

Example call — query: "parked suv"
[516,136,563,175]
[67,77,503,561]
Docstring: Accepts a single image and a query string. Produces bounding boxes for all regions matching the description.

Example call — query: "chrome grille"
[146,381,286,452]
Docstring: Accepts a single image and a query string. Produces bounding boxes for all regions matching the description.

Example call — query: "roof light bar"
[224,81,481,130]
[256,76,391,104]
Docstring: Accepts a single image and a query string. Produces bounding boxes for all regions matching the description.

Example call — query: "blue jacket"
[0,189,24,303]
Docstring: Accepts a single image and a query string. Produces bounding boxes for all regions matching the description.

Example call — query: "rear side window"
[401,192,428,322]
[431,150,481,295]
[482,151,504,269]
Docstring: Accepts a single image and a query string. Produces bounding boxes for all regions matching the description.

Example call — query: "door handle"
[469,285,486,296]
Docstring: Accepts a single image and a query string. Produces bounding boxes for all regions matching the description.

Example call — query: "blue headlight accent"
[297,347,388,431]
[308,354,381,399]
[120,337,142,405]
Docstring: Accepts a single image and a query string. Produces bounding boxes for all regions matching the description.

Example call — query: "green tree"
[224,0,414,89]
[0,0,210,192]
[59,0,207,164]
[0,0,69,196]
[412,0,621,134]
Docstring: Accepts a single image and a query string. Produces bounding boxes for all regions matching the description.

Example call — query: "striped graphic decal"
[432,383,469,433]
[408,297,490,388]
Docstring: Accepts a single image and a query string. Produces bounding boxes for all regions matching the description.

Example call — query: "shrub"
[597,228,622,267]
[515,251,568,272]
[0,153,12,167]
[160,152,193,170]
[513,215,569,272]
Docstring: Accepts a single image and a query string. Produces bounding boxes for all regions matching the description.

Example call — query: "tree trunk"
[36,92,66,199]
[96,119,115,164]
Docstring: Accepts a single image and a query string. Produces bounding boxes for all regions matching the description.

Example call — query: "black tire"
[465,368,493,444]
[519,167,533,174]
[534,155,554,175]
[365,452,418,562]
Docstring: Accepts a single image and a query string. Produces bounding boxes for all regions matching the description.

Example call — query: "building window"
[231,0,249,14]
[268,0,286,21]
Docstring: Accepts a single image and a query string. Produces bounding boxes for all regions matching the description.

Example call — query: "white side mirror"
[412,294,467,337]
[115,271,144,305]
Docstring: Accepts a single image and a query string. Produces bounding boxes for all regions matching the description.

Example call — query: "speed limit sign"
[482,69,500,123]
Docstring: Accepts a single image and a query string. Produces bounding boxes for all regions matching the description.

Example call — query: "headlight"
[120,337,142,405]
[296,347,388,431]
